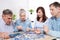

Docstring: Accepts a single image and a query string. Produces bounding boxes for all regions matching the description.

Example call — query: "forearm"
[48,30,60,38]
[44,27,60,38]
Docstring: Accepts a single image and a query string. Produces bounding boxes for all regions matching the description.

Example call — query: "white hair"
[19,9,26,14]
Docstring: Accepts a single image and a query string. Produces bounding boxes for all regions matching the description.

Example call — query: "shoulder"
[50,17,56,20]
[46,17,55,22]
[16,19,20,22]
[0,17,5,24]
[15,19,21,23]
[26,19,31,22]
[44,17,55,24]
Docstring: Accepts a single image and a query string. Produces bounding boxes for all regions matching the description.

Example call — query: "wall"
[0,0,60,20]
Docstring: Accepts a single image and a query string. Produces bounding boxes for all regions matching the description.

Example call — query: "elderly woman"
[15,9,32,32]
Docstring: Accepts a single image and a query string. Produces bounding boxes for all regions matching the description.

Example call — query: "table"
[1,36,60,40]
[1,32,60,40]
[1,36,58,40]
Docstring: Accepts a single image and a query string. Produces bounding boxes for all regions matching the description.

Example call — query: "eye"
[50,9,53,11]
[8,18,12,19]
[38,12,40,13]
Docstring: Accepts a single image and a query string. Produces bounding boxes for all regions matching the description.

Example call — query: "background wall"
[0,0,60,21]
[0,0,29,19]
[29,0,60,21]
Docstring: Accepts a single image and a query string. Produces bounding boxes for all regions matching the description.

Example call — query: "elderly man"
[0,9,15,39]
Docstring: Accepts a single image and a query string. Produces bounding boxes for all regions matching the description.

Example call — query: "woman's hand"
[34,28,41,34]
[26,27,31,32]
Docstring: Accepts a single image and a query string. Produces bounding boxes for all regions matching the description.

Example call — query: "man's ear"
[2,15,5,18]
[2,15,4,17]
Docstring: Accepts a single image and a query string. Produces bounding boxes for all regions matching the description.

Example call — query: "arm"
[48,30,60,37]
[0,27,10,39]
[14,20,23,32]
[33,21,41,34]
[44,26,60,38]
[29,22,32,28]
[44,19,60,38]
[26,21,32,32]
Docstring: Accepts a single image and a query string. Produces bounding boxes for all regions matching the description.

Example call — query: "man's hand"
[43,26,49,34]
[0,32,10,39]
[17,26,22,30]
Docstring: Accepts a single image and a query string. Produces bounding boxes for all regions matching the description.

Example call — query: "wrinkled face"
[2,15,13,25]
[37,9,43,17]
[50,5,59,17]
[20,13,26,21]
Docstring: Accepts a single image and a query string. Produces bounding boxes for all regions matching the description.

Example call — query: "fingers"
[34,29,41,34]
[17,26,22,30]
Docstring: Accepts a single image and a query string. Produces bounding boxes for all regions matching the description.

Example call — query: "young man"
[0,9,15,39]
[15,9,32,32]
[44,2,60,37]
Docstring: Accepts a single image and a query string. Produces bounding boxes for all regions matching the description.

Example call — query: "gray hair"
[3,9,13,15]
[19,9,26,14]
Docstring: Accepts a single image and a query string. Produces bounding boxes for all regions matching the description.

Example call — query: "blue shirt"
[34,20,44,29]
[0,17,15,34]
[15,19,32,32]
[45,17,60,37]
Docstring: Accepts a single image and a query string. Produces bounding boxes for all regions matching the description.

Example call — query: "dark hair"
[49,2,60,8]
[3,9,13,15]
[36,7,47,22]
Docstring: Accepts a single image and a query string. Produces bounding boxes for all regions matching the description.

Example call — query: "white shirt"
[0,17,14,33]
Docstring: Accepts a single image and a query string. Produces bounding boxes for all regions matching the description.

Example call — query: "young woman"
[34,7,47,34]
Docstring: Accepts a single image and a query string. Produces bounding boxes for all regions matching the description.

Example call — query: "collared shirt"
[0,17,15,34]
[45,17,60,37]
[15,19,32,32]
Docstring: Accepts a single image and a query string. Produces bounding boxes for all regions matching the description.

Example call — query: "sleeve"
[48,30,60,37]
[34,21,37,28]
[29,21,32,28]
[34,20,37,28]
[14,20,20,32]
[15,20,20,27]
[44,19,53,30]
[0,24,3,32]
[0,27,2,32]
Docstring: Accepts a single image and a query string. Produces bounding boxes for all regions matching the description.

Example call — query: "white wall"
[29,0,60,20]
[0,0,29,19]
[0,0,60,20]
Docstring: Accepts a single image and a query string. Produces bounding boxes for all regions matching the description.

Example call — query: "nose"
[9,19,12,22]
